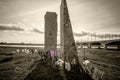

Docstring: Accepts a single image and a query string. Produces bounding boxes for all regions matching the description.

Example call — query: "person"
[38,51,42,59]
[55,58,64,69]
[31,49,34,54]
[41,51,46,63]
[46,51,52,63]
[70,58,80,72]
[65,62,71,71]
[50,50,56,63]
[71,58,76,70]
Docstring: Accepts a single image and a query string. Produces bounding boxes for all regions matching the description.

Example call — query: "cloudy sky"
[0,0,120,44]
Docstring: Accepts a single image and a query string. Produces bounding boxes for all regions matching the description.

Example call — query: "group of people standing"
[39,50,58,64]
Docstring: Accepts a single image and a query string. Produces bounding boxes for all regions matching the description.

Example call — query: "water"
[0,45,61,48]
[0,45,44,48]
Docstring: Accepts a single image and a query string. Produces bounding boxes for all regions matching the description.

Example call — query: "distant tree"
[0,42,7,44]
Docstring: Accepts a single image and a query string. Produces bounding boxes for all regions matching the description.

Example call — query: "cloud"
[74,31,89,37]
[30,28,44,34]
[0,24,25,31]
[91,33,120,38]
[74,31,120,39]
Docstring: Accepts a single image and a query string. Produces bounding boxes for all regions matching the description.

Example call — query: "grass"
[0,48,41,80]
[0,47,120,80]
[25,60,64,80]
[78,48,120,80]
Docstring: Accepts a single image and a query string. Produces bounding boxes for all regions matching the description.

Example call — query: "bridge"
[76,39,120,50]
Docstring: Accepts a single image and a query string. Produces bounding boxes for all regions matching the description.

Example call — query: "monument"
[44,12,57,52]
[60,0,80,68]
[60,0,93,80]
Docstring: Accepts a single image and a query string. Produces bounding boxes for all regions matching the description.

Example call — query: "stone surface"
[44,12,57,52]
[60,1,93,79]
[60,0,79,65]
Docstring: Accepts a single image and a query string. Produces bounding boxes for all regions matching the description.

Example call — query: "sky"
[0,0,120,44]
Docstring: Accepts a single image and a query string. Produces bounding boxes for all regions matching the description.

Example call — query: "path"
[25,58,93,80]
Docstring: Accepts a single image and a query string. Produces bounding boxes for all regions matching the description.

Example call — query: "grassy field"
[0,47,42,80]
[77,48,120,80]
[0,47,120,80]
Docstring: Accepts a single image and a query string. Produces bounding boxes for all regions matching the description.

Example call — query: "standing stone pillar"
[60,0,85,74]
[44,12,57,52]
[60,0,78,63]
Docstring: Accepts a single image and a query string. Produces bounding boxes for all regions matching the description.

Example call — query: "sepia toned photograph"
[0,0,120,80]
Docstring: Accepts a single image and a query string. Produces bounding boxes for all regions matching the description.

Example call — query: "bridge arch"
[90,42,101,45]
[105,41,120,50]
[106,41,120,45]
[82,43,89,45]
[90,42,101,49]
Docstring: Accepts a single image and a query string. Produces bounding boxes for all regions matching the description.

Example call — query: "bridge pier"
[103,44,107,49]
[117,45,120,50]
[81,45,83,48]
[98,45,101,49]
[88,44,91,49]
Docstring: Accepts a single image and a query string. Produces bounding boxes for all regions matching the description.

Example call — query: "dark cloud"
[0,25,25,31]
[30,28,44,34]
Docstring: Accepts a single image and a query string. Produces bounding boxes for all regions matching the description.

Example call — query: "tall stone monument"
[44,12,57,52]
[60,0,86,74]
[60,0,78,65]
